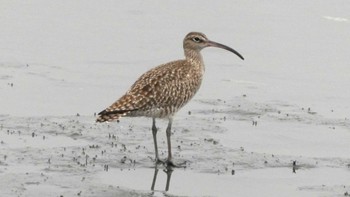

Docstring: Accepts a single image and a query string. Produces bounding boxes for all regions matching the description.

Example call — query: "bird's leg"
[164,118,186,168]
[165,117,176,167]
[152,118,162,164]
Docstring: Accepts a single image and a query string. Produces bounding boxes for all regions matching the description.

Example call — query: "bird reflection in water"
[150,165,174,194]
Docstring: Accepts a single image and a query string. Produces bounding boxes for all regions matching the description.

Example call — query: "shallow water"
[1,114,350,196]
[98,167,350,197]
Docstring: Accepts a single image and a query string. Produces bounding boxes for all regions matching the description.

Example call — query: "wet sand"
[1,100,350,197]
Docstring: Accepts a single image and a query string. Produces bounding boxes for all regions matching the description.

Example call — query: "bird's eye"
[192,37,201,43]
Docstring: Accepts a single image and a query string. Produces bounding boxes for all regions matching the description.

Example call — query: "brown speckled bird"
[96,32,244,166]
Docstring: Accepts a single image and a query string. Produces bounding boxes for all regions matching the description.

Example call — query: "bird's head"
[183,32,244,60]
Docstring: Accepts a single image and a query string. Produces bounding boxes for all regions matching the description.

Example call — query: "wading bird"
[96,32,244,166]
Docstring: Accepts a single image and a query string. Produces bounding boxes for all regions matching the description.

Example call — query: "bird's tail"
[96,94,142,123]
[96,110,120,123]
[96,109,134,123]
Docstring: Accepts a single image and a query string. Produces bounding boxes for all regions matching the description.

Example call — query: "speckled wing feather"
[96,59,203,122]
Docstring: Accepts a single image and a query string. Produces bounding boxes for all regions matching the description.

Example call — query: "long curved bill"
[207,40,244,60]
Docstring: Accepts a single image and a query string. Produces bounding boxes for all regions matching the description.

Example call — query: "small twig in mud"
[292,160,299,173]
[108,133,117,140]
[252,120,258,126]
[120,156,127,164]
[122,144,127,151]
[204,138,219,145]
[147,156,153,161]
[89,144,99,149]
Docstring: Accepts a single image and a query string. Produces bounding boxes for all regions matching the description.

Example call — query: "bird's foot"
[164,159,186,168]
[152,157,186,168]
[152,157,167,166]
[155,158,165,165]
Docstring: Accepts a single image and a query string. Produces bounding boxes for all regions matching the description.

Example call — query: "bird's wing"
[97,60,192,121]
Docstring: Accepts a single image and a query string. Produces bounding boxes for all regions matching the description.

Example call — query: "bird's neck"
[184,49,205,72]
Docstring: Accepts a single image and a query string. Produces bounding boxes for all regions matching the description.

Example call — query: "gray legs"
[152,118,160,162]
[166,117,173,164]
[152,117,175,166]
